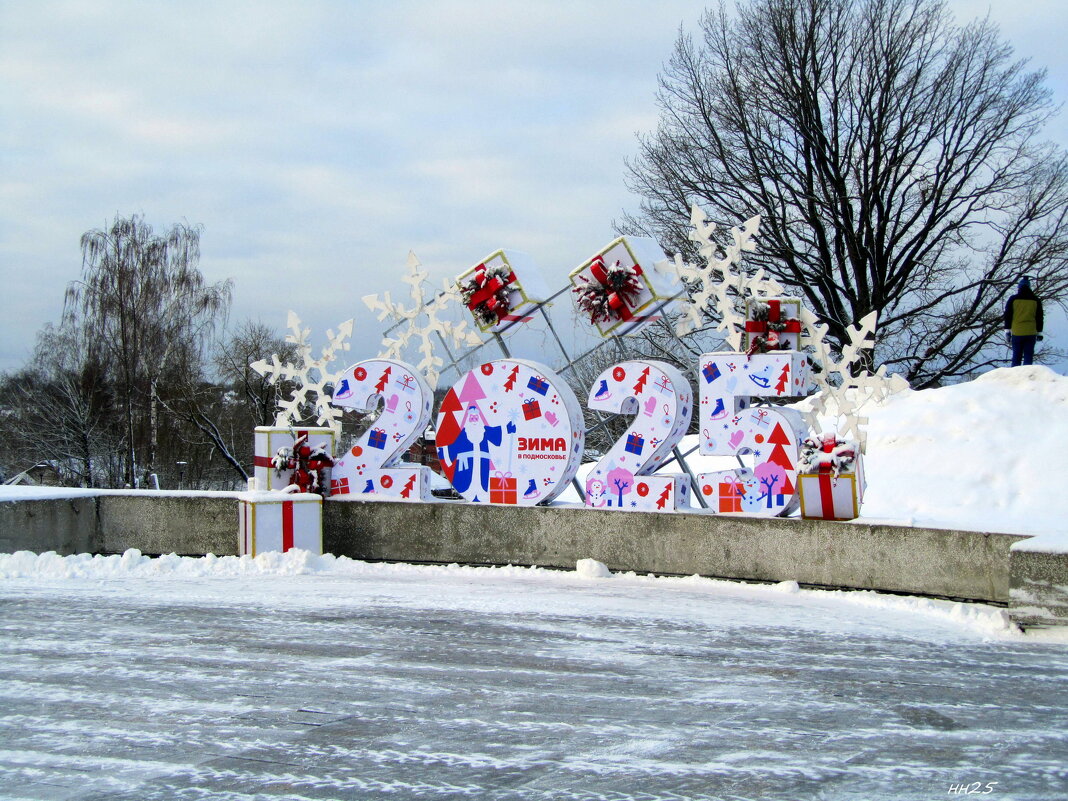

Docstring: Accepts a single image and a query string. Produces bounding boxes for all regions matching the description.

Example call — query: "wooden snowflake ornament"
[250,311,354,437]
[363,251,484,386]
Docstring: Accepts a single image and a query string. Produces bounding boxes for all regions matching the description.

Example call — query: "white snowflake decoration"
[801,312,909,449]
[675,206,776,349]
[677,203,907,449]
[250,311,354,437]
[362,251,483,386]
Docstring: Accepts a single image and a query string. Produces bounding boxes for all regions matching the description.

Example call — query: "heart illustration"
[729,430,745,450]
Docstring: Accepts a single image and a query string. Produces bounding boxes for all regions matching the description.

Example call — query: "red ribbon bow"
[467,263,516,320]
[589,256,644,322]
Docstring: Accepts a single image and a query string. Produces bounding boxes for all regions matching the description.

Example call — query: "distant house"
[3,462,66,487]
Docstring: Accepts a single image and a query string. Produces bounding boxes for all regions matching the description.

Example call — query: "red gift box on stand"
[456,250,550,334]
[490,472,518,504]
[744,298,803,353]
[253,426,335,492]
[797,434,865,520]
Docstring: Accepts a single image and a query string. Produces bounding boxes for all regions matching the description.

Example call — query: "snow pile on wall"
[859,366,1067,537]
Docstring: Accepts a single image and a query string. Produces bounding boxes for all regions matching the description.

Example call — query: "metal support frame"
[377,277,704,507]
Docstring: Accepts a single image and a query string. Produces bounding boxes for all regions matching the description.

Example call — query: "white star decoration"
[362,251,483,386]
[250,311,353,437]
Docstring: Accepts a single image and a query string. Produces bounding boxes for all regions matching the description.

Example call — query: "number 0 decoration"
[330,359,435,501]
[584,360,692,512]
[435,360,585,505]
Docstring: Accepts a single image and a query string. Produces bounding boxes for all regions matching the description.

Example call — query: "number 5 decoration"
[329,359,435,501]
[697,350,811,516]
[583,360,692,512]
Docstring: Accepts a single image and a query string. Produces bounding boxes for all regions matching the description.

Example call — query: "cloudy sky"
[2,0,1066,376]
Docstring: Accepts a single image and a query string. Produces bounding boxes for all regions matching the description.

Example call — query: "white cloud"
[0,0,1065,376]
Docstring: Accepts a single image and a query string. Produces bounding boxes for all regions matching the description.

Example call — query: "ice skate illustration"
[749,366,772,389]
[594,379,611,400]
[523,478,540,500]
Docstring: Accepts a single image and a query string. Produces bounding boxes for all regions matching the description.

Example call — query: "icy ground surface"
[1,553,1067,801]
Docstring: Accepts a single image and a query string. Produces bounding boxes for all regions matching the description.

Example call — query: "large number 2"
[583,360,692,512]
[329,359,435,501]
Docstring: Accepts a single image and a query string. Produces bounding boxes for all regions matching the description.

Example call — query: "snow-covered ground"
[1,551,1067,800]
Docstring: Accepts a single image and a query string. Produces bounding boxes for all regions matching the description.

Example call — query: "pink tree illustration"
[754,462,786,509]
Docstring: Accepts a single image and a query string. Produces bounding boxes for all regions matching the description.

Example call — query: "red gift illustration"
[490,471,518,504]
[718,477,745,513]
[523,398,542,420]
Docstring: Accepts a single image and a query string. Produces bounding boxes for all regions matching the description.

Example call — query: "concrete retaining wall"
[95,495,239,557]
[0,497,96,555]
[324,500,1026,604]
[1009,549,1068,629]
[0,493,1059,622]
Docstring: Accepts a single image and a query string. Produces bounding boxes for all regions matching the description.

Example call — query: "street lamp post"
[176,461,188,491]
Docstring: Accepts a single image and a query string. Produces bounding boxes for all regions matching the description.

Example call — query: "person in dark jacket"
[1004,277,1044,366]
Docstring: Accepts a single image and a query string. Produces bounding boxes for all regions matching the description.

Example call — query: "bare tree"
[160,319,299,483]
[0,324,124,487]
[64,215,231,485]
[213,319,299,429]
[622,0,1068,386]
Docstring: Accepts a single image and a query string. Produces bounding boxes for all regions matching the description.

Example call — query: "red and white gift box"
[238,491,323,556]
[744,297,803,353]
[489,471,518,504]
[457,249,550,333]
[569,236,684,337]
[797,459,866,521]
[253,426,336,492]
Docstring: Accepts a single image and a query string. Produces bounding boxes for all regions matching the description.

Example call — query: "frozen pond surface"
[0,554,1066,800]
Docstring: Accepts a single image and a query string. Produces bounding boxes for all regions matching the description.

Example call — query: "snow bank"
[859,366,1068,540]
[575,558,612,578]
[0,548,1040,641]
